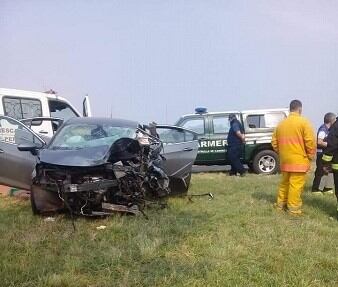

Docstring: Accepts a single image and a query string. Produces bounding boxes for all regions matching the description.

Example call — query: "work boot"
[273,203,286,212]
[288,210,303,217]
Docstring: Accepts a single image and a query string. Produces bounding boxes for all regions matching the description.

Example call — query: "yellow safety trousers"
[276,172,306,214]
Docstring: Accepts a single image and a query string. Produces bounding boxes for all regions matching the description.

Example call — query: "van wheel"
[252,150,279,175]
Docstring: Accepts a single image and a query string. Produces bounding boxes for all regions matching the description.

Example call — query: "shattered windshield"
[49,123,136,151]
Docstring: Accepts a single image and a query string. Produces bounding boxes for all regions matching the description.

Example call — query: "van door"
[179,116,210,163]
[208,114,232,164]
[48,99,80,121]
[83,96,92,117]
[1,95,53,138]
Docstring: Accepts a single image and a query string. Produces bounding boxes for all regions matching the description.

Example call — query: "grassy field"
[1,172,338,287]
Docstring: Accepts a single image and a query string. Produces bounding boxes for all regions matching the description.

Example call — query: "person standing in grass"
[227,113,246,176]
[321,116,338,220]
[271,100,316,215]
[312,112,336,194]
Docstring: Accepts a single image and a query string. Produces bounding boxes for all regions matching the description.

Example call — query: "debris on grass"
[96,225,107,230]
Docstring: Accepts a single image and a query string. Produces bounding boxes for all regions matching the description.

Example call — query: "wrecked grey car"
[0,116,198,216]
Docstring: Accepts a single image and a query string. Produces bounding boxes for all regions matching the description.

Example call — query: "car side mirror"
[17,143,42,155]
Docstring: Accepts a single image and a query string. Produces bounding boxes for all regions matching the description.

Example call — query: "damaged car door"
[156,125,198,194]
[0,116,45,190]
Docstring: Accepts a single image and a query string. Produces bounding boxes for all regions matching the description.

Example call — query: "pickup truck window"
[3,97,42,120]
[213,116,230,134]
[247,114,265,128]
[181,118,205,135]
[246,112,286,129]
[265,112,286,127]
[49,100,79,121]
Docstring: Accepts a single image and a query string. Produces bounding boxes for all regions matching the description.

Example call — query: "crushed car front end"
[30,118,170,216]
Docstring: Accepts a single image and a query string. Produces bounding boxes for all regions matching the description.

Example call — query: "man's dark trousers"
[334,172,338,202]
[312,153,325,191]
[227,145,245,175]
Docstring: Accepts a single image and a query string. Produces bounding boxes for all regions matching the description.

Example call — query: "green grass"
[1,173,338,287]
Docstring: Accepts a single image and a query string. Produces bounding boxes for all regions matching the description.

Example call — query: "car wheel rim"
[258,155,276,173]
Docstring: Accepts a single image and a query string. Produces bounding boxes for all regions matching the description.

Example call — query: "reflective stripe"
[332,164,338,170]
[278,136,303,145]
[322,154,333,162]
[280,163,310,172]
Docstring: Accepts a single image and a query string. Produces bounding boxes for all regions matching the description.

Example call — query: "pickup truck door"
[207,114,232,163]
[0,116,45,190]
[156,125,198,194]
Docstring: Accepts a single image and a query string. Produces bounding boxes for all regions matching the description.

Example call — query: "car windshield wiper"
[50,146,84,151]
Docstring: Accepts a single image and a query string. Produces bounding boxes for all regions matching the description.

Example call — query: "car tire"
[30,187,40,215]
[184,173,192,192]
[252,150,279,175]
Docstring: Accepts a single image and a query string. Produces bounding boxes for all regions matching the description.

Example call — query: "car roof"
[65,117,139,128]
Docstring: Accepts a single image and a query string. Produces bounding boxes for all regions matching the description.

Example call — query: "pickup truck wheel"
[252,150,279,175]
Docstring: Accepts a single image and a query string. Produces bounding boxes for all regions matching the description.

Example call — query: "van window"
[212,116,230,134]
[181,118,205,134]
[49,100,79,121]
[3,97,42,120]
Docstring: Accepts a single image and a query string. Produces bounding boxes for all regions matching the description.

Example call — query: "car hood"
[39,145,110,167]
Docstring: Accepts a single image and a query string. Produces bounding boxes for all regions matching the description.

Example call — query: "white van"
[0,88,91,139]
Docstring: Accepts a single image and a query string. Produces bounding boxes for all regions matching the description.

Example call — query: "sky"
[1,0,338,126]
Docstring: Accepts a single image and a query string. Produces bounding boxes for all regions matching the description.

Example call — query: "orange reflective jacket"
[272,112,316,172]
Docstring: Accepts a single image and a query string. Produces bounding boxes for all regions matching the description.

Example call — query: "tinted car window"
[181,118,205,134]
[157,128,185,143]
[184,131,195,141]
[213,116,230,134]
[3,97,42,120]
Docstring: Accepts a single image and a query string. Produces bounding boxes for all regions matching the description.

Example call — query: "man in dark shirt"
[312,112,336,194]
[227,114,246,176]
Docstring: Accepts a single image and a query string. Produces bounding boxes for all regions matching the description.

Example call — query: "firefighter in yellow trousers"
[272,100,316,215]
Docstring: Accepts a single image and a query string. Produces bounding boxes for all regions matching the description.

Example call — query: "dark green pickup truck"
[175,108,288,174]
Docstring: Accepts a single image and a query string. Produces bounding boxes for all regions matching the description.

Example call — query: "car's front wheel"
[30,186,40,215]
[252,150,279,175]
